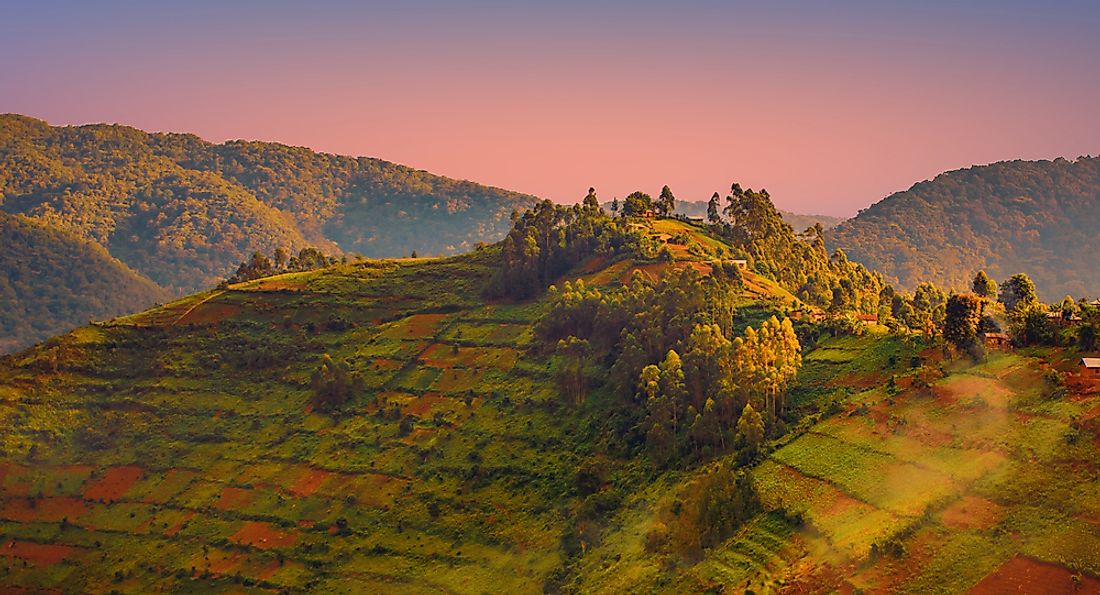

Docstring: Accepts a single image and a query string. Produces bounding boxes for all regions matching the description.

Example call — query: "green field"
[2,220,1099,593]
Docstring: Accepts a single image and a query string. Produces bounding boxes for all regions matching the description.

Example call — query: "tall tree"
[943,294,983,351]
[706,192,721,224]
[999,273,1039,315]
[972,270,997,298]
[735,402,765,458]
[656,185,676,217]
[621,191,653,217]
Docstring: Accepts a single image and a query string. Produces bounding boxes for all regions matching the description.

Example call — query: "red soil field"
[969,555,1100,594]
[230,521,298,550]
[620,262,673,284]
[0,497,85,523]
[82,466,143,502]
[288,468,335,497]
[0,540,80,567]
[939,496,1004,530]
[213,486,254,511]
[403,393,449,417]
[175,302,242,326]
[205,549,248,575]
[372,358,404,371]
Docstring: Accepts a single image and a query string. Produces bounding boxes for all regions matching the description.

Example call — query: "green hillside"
[829,156,1100,301]
[0,113,536,352]
[2,196,1098,593]
[0,212,168,354]
[0,115,536,289]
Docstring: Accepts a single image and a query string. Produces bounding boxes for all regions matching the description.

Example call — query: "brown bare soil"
[230,521,298,550]
[82,466,143,502]
[939,496,1004,530]
[0,540,80,567]
[969,555,1100,594]
[0,497,85,523]
[288,468,335,497]
[205,549,247,574]
[620,262,673,284]
[388,313,448,339]
[403,393,449,417]
[175,302,242,326]
[213,487,254,511]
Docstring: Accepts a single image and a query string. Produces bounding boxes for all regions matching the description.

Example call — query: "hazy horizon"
[3,0,1099,217]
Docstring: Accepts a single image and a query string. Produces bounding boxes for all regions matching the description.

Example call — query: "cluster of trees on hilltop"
[223,247,341,285]
[702,183,884,313]
[828,156,1100,301]
[486,191,654,299]
[536,264,799,465]
[0,213,167,352]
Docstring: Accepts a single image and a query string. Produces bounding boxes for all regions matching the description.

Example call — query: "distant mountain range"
[0,212,168,353]
[0,114,536,351]
[828,156,1100,301]
[673,200,843,232]
[3,112,1095,350]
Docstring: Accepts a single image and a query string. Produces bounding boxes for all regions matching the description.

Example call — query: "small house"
[1046,311,1081,327]
[730,259,748,270]
[984,332,1011,350]
[857,313,879,324]
[1082,358,1100,378]
[686,215,705,223]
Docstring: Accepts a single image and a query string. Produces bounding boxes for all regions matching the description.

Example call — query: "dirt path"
[171,291,225,326]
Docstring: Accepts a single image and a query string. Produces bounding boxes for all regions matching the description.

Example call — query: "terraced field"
[750,346,1100,592]
[0,253,583,592]
[4,216,1098,593]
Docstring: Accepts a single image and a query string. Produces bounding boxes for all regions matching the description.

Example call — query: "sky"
[2,1,1099,216]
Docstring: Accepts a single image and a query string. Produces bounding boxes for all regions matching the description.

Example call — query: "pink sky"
[3,1,1099,216]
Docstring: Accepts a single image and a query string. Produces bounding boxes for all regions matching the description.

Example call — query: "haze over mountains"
[0,212,168,354]
[0,114,536,350]
[2,113,1098,352]
[829,156,1100,301]
[673,200,843,232]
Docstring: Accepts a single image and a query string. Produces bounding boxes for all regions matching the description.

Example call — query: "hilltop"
[829,156,1100,301]
[609,199,843,232]
[0,191,871,591]
[0,212,168,353]
[1,191,1097,593]
[0,113,536,351]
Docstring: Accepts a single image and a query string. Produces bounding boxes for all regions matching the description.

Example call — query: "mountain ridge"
[0,113,538,351]
[828,155,1100,300]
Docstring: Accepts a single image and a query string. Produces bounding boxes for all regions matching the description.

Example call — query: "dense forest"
[0,114,536,292]
[0,212,167,352]
[828,156,1100,301]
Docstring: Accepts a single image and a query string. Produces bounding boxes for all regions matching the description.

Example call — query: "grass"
[3,221,1099,592]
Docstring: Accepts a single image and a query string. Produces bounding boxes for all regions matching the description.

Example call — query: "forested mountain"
[0,212,167,353]
[672,199,843,231]
[0,114,536,293]
[0,114,535,351]
[828,156,1100,300]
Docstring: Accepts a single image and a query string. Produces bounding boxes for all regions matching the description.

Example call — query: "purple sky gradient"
[2,1,1099,215]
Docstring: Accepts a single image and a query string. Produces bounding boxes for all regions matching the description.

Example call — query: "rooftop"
[1082,358,1100,368]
